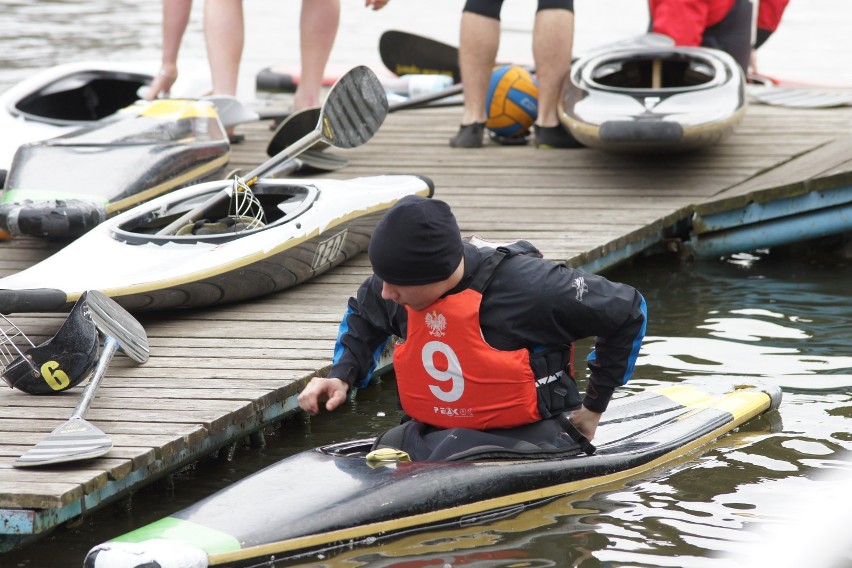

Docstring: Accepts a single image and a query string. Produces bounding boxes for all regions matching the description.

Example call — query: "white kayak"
[0,174,434,313]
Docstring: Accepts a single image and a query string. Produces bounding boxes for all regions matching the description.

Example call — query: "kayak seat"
[175,215,265,236]
[373,417,583,462]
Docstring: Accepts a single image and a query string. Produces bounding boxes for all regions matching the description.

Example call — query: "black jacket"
[329,242,647,413]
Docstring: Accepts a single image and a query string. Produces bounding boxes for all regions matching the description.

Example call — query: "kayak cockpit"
[113,181,319,243]
[318,438,376,458]
[583,49,728,95]
[11,70,151,126]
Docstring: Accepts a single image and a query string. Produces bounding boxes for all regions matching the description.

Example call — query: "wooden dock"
[1,99,851,551]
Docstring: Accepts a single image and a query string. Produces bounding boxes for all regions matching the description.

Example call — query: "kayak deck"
[86,379,780,567]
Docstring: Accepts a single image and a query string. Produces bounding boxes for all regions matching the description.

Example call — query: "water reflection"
[0,1,164,89]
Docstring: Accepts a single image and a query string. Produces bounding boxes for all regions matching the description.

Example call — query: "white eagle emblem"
[425,310,447,337]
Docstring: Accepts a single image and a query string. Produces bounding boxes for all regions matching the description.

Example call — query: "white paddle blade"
[86,290,149,364]
[320,65,389,148]
[14,417,112,468]
[747,86,852,108]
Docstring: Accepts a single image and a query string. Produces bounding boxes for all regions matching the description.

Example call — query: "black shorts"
[463,0,574,21]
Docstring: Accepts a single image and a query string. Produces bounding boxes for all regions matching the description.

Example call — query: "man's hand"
[365,0,390,10]
[145,66,178,101]
[569,405,603,441]
[298,376,349,415]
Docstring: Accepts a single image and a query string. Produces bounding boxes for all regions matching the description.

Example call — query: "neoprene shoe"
[534,125,584,149]
[449,122,485,148]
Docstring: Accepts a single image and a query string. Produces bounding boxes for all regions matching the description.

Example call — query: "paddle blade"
[267,107,326,157]
[379,30,461,83]
[86,290,149,364]
[320,65,388,149]
[747,86,852,108]
[14,417,112,468]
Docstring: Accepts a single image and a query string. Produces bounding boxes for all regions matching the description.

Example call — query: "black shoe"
[534,125,583,149]
[488,130,529,146]
[449,122,485,148]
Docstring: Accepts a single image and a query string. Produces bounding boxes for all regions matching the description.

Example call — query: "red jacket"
[649,0,789,46]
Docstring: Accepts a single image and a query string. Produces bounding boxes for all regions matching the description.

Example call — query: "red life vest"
[394,287,541,430]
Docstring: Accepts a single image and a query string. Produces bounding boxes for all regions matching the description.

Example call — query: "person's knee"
[537,0,574,12]
[463,0,503,20]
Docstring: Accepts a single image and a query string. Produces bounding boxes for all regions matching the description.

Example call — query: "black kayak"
[85,378,780,568]
[0,98,230,240]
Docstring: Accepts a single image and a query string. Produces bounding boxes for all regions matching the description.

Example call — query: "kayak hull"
[0,175,434,313]
[85,378,781,567]
[560,45,747,153]
[0,99,230,239]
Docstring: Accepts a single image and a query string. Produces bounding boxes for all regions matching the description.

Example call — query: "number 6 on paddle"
[13,290,149,468]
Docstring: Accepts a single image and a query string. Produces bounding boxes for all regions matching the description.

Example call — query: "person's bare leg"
[532,8,573,128]
[294,0,340,110]
[459,11,500,125]
[531,8,581,148]
[450,11,500,147]
[204,0,244,96]
[146,0,192,100]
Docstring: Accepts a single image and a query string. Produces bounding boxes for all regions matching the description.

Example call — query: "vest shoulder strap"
[468,240,542,292]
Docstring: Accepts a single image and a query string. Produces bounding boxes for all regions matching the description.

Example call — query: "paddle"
[266,82,464,157]
[14,290,149,468]
[156,65,388,236]
[379,30,461,84]
[265,149,349,177]
[746,85,852,108]
[267,107,328,157]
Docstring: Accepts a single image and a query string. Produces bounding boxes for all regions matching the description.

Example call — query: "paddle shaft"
[72,336,118,420]
[388,83,464,112]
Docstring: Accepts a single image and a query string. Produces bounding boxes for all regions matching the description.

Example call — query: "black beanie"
[368,196,463,286]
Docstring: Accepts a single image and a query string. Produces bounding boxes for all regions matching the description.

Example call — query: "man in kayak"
[298,196,647,460]
[449,0,580,149]
[648,0,790,74]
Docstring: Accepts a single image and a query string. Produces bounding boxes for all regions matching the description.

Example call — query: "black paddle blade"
[320,65,388,149]
[85,290,149,364]
[265,149,349,179]
[379,30,461,84]
[267,107,325,157]
[296,149,349,173]
[14,417,112,467]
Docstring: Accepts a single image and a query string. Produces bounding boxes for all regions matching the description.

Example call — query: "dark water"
[3,245,850,568]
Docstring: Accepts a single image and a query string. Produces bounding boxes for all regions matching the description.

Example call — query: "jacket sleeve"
[582,283,647,413]
[510,260,648,414]
[757,0,788,32]
[328,275,404,388]
[755,0,789,48]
